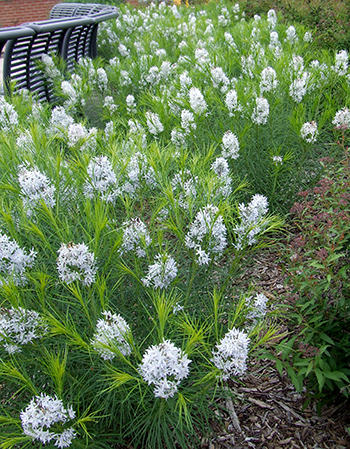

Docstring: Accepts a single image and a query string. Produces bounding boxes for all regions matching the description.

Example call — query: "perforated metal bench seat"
[0,4,118,102]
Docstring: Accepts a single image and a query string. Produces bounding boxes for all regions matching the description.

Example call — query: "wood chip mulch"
[203,248,350,449]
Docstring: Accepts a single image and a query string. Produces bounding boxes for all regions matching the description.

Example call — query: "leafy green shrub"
[275,116,350,398]
[237,0,350,50]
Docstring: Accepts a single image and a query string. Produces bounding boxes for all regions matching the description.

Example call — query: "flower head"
[119,218,151,257]
[20,394,76,448]
[83,156,119,202]
[333,108,350,130]
[142,253,177,289]
[211,328,250,379]
[221,130,239,159]
[57,242,97,286]
[300,121,318,143]
[251,97,269,125]
[18,166,56,217]
[0,307,47,353]
[189,87,207,115]
[0,233,36,286]
[91,311,132,360]
[185,205,227,265]
[139,340,191,399]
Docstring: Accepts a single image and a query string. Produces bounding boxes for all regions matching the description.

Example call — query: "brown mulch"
[204,248,350,449]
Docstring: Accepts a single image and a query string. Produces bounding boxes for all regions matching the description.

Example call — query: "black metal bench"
[0,4,118,102]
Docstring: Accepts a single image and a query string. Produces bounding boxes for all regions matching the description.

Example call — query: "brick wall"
[0,0,63,28]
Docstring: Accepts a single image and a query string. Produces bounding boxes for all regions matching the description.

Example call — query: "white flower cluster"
[146,111,164,135]
[122,152,157,196]
[0,97,19,133]
[272,155,283,166]
[185,205,227,265]
[211,67,230,93]
[41,54,61,81]
[267,9,277,29]
[300,121,318,143]
[189,87,207,115]
[0,233,36,286]
[57,243,97,286]
[83,156,119,202]
[234,194,269,250]
[285,25,298,44]
[246,293,268,320]
[18,166,56,217]
[181,109,196,135]
[211,327,250,380]
[171,169,198,210]
[139,340,191,399]
[142,253,177,289]
[21,394,76,448]
[119,218,151,257]
[332,50,348,76]
[333,107,350,130]
[259,67,278,94]
[67,123,97,149]
[0,307,47,354]
[221,130,240,159]
[91,311,132,360]
[289,72,309,103]
[49,106,74,136]
[225,89,241,116]
[211,157,232,199]
[251,97,269,125]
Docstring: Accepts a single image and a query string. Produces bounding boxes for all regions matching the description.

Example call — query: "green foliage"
[277,143,350,398]
[237,0,350,50]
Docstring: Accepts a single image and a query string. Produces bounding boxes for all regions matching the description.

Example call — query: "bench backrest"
[50,2,118,18]
[0,6,118,102]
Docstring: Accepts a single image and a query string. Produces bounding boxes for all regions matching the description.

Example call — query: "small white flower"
[211,327,250,379]
[139,340,191,399]
[83,156,119,202]
[20,394,76,448]
[267,9,277,29]
[172,170,198,209]
[289,72,309,103]
[0,97,18,133]
[118,43,130,57]
[272,155,283,166]
[122,152,157,196]
[234,194,269,250]
[0,307,47,353]
[146,111,164,135]
[260,67,278,94]
[300,121,318,143]
[333,107,350,130]
[18,165,56,217]
[189,87,207,115]
[332,50,348,76]
[49,106,74,136]
[142,253,177,289]
[57,242,97,286]
[286,25,298,44]
[91,311,132,360]
[119,218,151,257]
[246,293,268,320]
[181,109,196,135]
[303,31,312,43]
[221,130,239,159]
[251,97,269,125]
[225,89,241,116]
[185,205,227,265]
